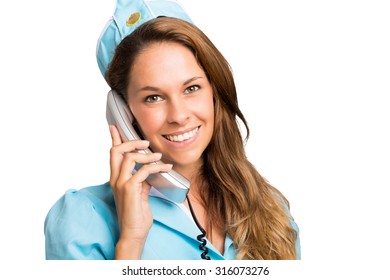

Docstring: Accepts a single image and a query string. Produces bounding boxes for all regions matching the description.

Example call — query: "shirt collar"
[148,190,235,259]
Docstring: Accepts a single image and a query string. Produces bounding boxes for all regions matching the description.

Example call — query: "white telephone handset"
[106,90,190,203]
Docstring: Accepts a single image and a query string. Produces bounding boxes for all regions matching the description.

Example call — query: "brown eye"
[145,95,163,103]
[184,85,200,94]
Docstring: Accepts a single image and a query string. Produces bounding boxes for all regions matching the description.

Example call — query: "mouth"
[163,126,200,142]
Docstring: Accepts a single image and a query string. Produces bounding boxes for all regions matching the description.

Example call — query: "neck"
[173,160,204,194]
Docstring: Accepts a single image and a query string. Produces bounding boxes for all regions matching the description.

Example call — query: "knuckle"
[109,145,119,156]
[123,152,137,162]
[123,152,132,158]
[109,178,119,190]
[113,178,126,190]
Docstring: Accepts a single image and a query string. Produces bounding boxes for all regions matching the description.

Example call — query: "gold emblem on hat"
[126,12,141,26]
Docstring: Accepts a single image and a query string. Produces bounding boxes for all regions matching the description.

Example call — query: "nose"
[166,97,190,125]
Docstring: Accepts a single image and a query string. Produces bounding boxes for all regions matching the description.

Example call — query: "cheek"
[133,109,165,138]
[196,92,215,123]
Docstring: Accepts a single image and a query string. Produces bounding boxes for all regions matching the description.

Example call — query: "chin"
[166,151,204,168]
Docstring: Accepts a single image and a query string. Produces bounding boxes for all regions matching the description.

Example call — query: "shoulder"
[45,182,116,223]
[270,188,301,259]
[44,182,119,259]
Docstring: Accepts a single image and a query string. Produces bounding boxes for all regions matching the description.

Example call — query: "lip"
[163,126,200,144]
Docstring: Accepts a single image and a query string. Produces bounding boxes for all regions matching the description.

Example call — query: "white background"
[1,0,389,278]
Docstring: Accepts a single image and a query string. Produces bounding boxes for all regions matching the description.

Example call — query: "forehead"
[129,42,205,87]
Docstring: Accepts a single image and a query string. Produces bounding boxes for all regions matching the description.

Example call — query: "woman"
[45,11,300,260]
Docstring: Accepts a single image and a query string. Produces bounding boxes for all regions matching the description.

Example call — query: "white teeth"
[165,127,199,142]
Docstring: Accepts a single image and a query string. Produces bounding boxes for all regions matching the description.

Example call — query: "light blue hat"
[96,0,193,80]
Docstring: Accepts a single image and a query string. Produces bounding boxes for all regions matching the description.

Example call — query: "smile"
[164,127,199,142]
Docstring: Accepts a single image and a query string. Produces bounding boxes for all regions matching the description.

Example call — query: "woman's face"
[127,42,214,173]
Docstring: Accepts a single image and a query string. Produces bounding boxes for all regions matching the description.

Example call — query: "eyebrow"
[138,76,204,92]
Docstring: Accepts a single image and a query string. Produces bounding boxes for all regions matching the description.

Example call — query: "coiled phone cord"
[186,195,211,260]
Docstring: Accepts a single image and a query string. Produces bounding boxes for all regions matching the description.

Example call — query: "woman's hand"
[109,125,172,259]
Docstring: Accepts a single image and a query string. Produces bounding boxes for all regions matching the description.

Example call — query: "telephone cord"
[186,195,211,260]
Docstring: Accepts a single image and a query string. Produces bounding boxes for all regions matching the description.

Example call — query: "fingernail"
[142,140,150,144]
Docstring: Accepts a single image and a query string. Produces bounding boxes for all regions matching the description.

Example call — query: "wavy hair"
[106,17,297,259]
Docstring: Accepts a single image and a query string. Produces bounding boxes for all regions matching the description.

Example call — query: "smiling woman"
[44,0,300,260]
[126,42,214,173]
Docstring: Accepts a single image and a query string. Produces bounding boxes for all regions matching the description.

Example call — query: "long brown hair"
[107,17,297,259]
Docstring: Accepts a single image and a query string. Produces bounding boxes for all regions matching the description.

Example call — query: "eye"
[145,95,163,103]
[184,85,200,94]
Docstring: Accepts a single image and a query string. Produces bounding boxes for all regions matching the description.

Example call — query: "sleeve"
[289,217,301,260]
[278,193,301,260]
[44,189,116,260]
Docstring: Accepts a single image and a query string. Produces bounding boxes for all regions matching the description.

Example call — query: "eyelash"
[145,95,163,103]
[184,85,200,94]
[144,85,201,103]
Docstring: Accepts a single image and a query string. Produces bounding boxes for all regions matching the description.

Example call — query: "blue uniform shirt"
[44,182,300,260]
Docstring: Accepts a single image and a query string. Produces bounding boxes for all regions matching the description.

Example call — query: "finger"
[109,125,122,147]
[131,162,173,183]
[111,139,150,154]
[109,139,150,186]
[141,181,152,198]
[109,125,123,185]
[110,125,150,150]
[116,152,163,186]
